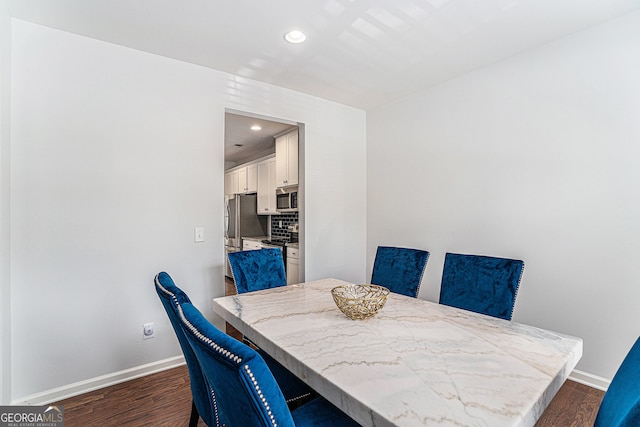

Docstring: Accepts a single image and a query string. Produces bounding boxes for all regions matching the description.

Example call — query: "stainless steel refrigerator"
[224,193,267,278]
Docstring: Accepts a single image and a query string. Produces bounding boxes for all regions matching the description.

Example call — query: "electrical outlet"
[143,322,155,340]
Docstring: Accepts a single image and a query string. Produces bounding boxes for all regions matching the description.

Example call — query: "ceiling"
[7,0,640,111]
[224,113,297,167]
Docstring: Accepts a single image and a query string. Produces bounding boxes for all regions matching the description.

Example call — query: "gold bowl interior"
[331,284,389,320]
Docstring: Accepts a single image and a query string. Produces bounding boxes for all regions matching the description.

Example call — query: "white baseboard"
[569,369,610,392]
[12,355,186,406]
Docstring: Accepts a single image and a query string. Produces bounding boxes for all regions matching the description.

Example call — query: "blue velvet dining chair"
[176,299,361,427]
[438,253,524,320]
[155,271,311,423]
[594,337,640,427]
[228,248,286,294]
[155,272,216,427]
[226,249,314,406]
[370,246,430,297]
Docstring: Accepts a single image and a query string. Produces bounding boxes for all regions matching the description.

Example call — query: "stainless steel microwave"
[276,189,298,212]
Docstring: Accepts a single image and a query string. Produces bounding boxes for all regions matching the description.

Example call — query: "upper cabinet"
[226,164,257,196]
[224,169,239,196]
[257,158,278,215]
[275,130,298,188]
[226,127,297,197]
[238,164,257,194]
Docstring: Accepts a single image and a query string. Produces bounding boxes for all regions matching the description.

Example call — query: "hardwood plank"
[535,381,604,427]
[53,365,206,427]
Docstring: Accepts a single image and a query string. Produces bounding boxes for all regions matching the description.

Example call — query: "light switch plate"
[194,227,205,242]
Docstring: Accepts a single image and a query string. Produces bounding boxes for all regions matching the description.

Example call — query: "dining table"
[212,278,583,427]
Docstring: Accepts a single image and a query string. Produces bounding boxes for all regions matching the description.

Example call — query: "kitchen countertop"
[241,236,269,242]
[244,236,298,248]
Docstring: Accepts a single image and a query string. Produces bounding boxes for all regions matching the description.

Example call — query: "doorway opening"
[223,109,305,292]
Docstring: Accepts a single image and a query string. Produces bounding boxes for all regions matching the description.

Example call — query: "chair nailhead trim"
[508,262,525,320]
[155,275,226,427]
[227,253,240,294]
[155,276,175,298]
[155,276,243,364]
[177,305,243,364]
[244,365,277,427]
[210,386,224,427]
[415,252,429,296]
[285,392,312,404]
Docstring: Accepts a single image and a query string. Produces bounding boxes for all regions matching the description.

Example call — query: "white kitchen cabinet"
[275,130,298,188]
[257,158,278,215]
[242,239,262,250]
[238,164,257,194]
[286,247,299,285]
[247,163,258,193]
[225,169,239,196]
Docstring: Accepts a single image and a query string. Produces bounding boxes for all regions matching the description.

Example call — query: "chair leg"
[189,400,199,427]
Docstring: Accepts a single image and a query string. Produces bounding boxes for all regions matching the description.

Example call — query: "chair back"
[595,337,640,427]
[228,248,286,294]
[439,253,524,320]
[178,300,297,427]
[371,246,429,297]
[154,272,216,426]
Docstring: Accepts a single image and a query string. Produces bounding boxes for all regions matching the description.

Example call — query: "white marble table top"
[213,278,582,427]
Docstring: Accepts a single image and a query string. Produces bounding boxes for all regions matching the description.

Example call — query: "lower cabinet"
[242,239,262,250]
[286,247,299,285]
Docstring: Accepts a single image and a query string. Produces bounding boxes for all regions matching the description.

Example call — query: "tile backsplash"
[271,213,299,241]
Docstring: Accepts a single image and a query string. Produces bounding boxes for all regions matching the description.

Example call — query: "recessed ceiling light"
[250,125,262,131]
[284,30,306,44]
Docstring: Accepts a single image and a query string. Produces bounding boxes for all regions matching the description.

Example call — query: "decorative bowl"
[331,284,390,320]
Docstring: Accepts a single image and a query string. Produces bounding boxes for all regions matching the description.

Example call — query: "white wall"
[0,0,12,405]
[10,19,366,401]
[367,10,640,380]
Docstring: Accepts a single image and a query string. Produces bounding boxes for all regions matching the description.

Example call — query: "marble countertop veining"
[213,278,582,427]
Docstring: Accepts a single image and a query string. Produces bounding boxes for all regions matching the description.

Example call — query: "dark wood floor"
[53,365,205,427]
[536,380,604,427]
[53,362,604,426]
